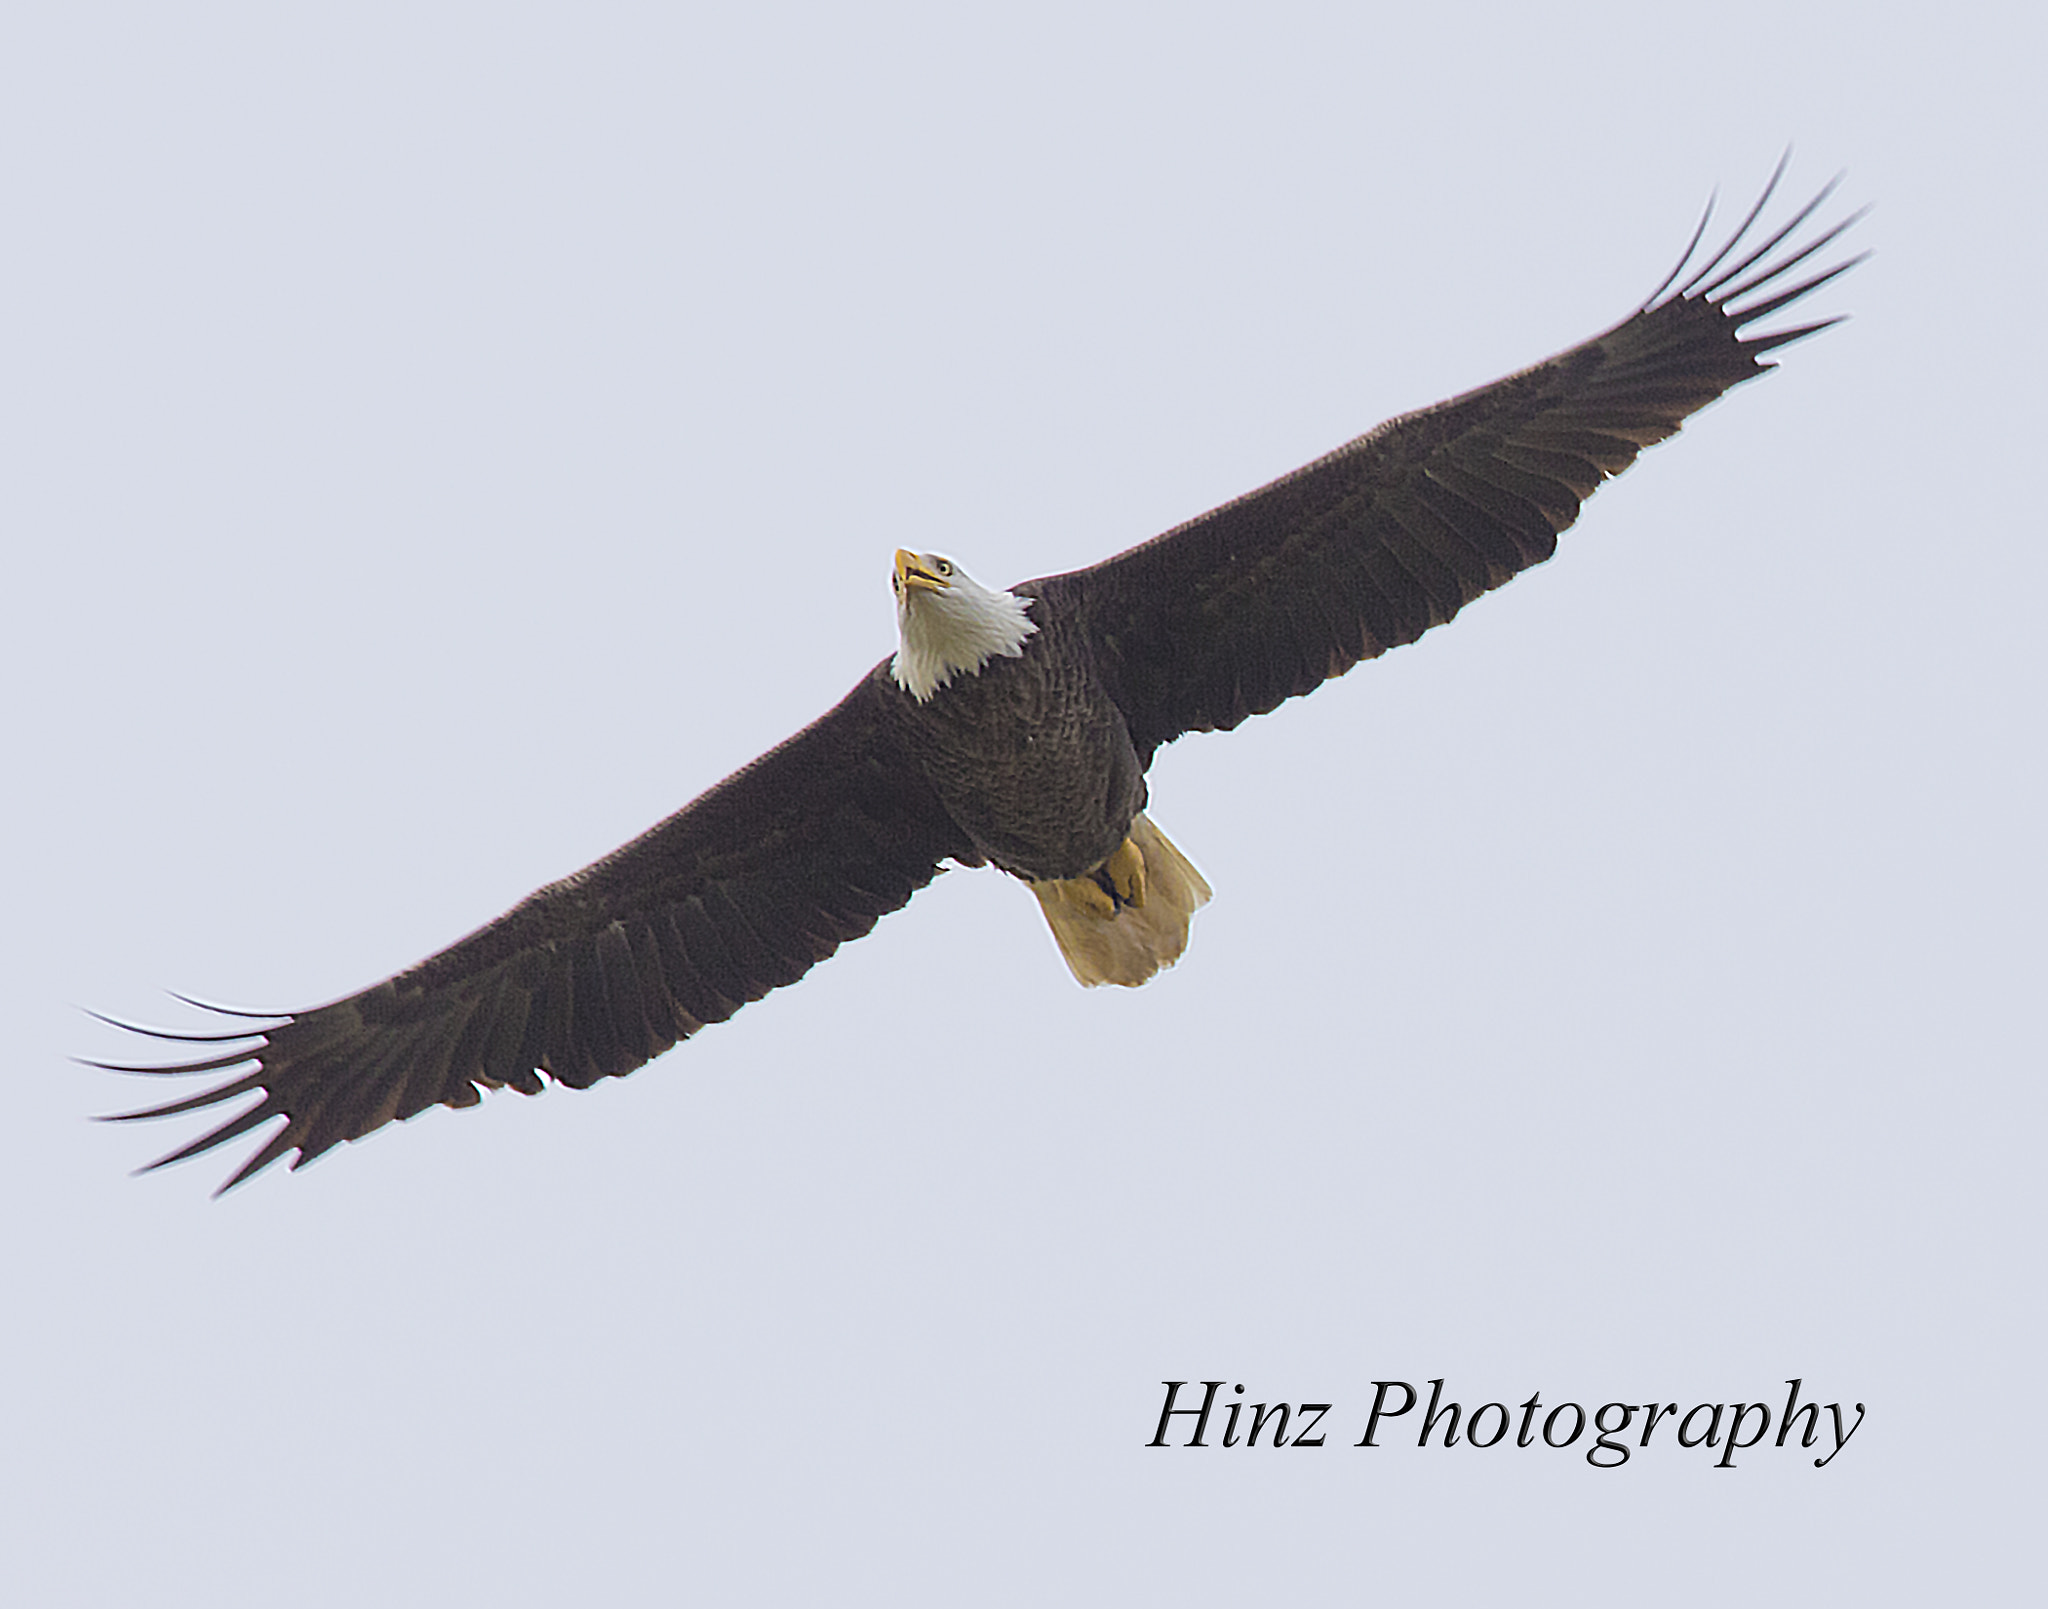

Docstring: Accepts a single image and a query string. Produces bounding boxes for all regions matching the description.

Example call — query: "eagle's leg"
[1062,831,1146,917]
[1098,833,1148,910]
[1057,873,1115,919]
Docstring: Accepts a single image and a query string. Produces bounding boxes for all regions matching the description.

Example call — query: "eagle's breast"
[887,602,1144,881]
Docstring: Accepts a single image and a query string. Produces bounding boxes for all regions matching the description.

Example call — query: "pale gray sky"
[5,2,2040,1603]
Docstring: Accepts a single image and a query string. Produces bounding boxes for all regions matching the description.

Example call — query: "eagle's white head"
[889,549,1038,702]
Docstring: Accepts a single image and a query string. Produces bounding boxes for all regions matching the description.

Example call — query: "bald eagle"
[101,166,1862,1190]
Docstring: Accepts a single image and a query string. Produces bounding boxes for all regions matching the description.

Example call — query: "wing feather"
[99,670,969,1190]
[1050,169,1863,753]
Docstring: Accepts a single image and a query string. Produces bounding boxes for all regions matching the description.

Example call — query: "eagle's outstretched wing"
[1051,163,1863,757]
[98,670,970,1191]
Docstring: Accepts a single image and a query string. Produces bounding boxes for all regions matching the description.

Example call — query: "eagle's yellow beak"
[895,549,948,595]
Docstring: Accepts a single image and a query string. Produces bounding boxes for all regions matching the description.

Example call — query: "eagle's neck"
[892,580,1037,702]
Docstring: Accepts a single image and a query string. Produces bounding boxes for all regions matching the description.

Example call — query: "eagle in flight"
[100,163,1863,1190]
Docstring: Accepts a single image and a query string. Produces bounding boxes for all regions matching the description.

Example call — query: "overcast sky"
[5,2,2040,1603]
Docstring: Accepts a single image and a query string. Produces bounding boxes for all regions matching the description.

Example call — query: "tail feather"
[1029,813,1212,988]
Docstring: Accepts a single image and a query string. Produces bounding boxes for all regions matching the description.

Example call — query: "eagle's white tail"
[1028,813,1213,988]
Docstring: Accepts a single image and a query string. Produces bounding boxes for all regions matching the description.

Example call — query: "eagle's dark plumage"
[99,163,1863,1190]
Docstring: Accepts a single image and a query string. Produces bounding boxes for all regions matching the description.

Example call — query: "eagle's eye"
[935,558,953,577]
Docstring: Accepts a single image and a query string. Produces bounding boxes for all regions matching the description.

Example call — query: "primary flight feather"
[100,163,1864,1190]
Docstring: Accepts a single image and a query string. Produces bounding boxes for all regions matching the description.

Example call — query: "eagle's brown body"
[889,585,1145,883]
